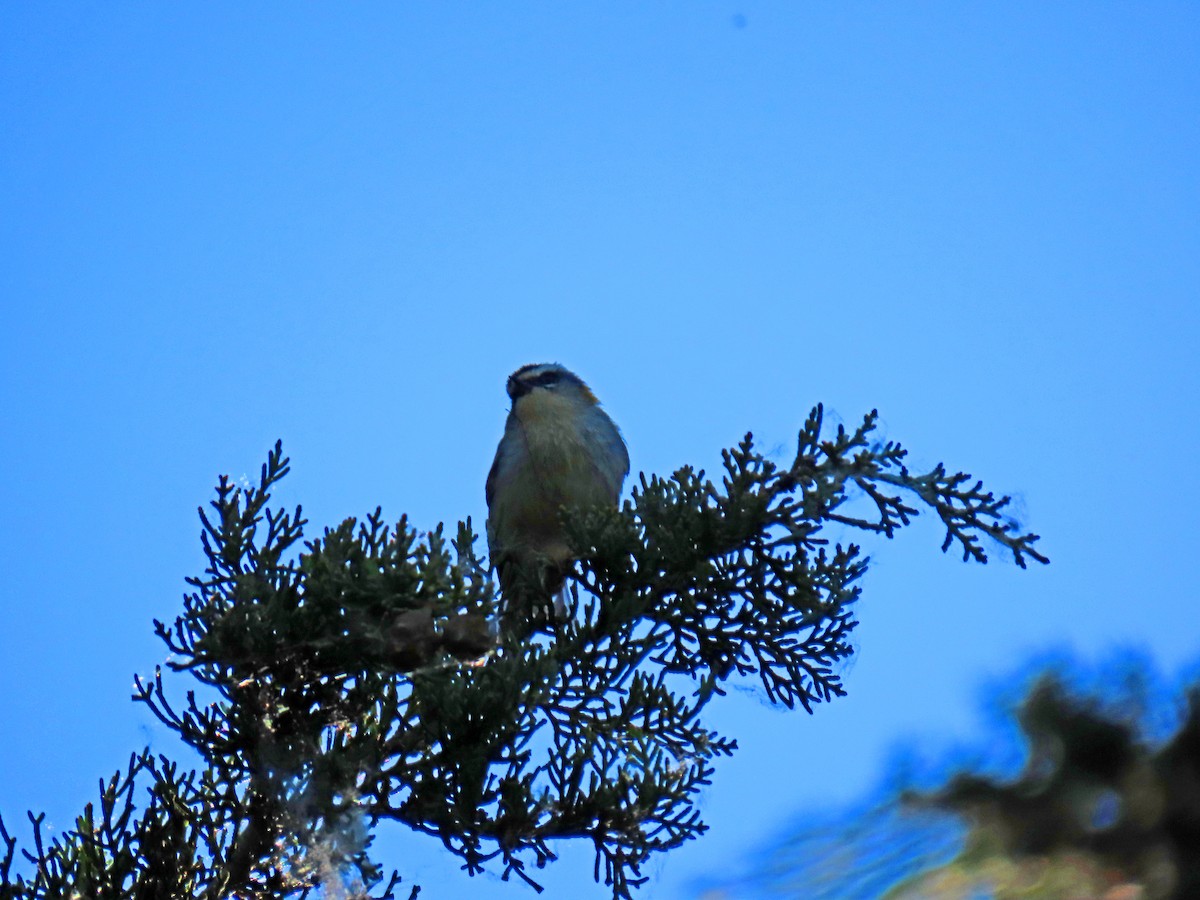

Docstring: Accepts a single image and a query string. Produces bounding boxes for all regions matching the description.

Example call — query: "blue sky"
[1,3,1197,897]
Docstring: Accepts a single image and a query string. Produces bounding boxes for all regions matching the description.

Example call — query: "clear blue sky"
[1,4,1197,898]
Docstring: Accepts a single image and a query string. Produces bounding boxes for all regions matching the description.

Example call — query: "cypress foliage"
[0,405,1046,899]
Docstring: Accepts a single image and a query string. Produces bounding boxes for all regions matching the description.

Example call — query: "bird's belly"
[494,436,608,556]
[523,429,610,506]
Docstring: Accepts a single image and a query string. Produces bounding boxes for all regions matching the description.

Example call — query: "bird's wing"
[485,439,505,510]
[616,430,630,484]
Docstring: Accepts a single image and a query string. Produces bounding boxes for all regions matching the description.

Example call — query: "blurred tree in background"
[695,655,1200,900]
[0,406,1045,900]
[895,667,1200,900]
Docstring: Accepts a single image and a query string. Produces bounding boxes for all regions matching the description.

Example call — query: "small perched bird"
[486,363,629,636]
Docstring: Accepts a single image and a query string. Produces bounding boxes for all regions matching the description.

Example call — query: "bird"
[486,363,629,637]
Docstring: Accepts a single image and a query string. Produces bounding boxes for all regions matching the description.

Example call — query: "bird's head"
[506,363,599,409]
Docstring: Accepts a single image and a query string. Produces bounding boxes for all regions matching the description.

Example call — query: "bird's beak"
[507,376,530,401]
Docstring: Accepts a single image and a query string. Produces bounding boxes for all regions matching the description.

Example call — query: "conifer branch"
[2,410,1046,899]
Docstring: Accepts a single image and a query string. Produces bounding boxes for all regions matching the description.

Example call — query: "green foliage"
[0,405,1045,899]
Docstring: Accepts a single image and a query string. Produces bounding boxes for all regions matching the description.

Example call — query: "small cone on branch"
[386,606,438,671]
[441,612,496,662]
